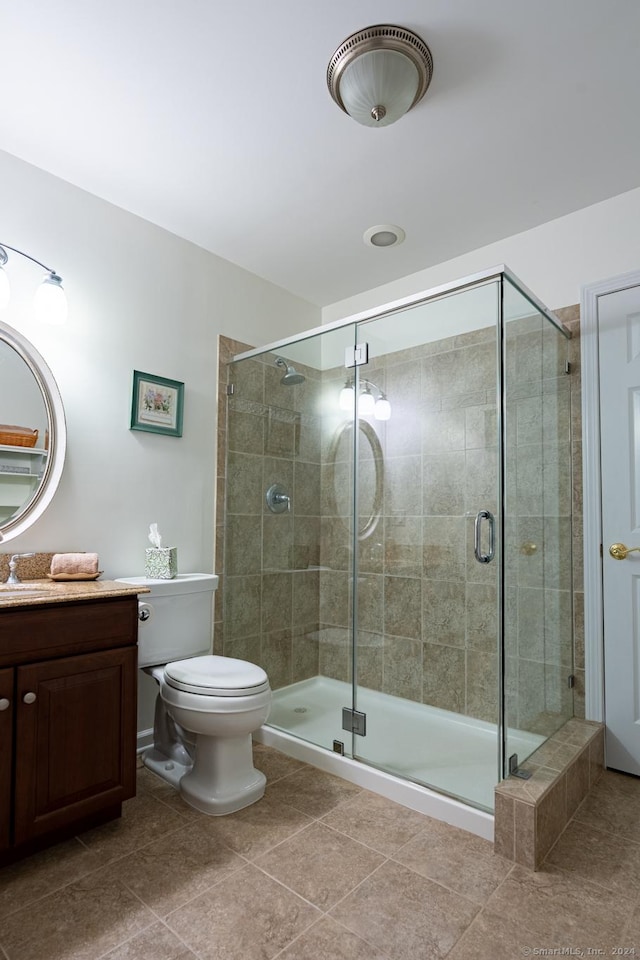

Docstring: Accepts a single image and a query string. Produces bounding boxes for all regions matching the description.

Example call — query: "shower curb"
[493,718,604,869]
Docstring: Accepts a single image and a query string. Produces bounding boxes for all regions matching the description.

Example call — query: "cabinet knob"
[0,697,10,711]
[23,692,37,705]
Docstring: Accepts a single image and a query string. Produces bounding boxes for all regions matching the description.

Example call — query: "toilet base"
[143,747,191,789]
[179,732,267,815]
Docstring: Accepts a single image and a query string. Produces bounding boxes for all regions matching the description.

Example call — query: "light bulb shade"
[339,50,420,127]
[374,397,391,420]
[0,266,10,310]
[339,385,355,411]
[358,389,375,415]
[34,274,68,324]
[327,24,433,128]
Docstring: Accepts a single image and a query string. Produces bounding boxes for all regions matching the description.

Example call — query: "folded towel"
[50,552,100,579]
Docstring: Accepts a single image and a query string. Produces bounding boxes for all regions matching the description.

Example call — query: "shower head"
[275,357,305,386]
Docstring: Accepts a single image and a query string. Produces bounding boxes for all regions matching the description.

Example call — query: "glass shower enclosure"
[220,267,573,813]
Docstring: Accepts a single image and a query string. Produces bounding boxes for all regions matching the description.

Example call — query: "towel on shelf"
[49,552,101,581]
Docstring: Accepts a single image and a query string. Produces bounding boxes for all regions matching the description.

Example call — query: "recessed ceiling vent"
[363,225,406,248]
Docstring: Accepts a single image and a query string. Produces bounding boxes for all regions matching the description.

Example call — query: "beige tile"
[422,579,465,646]
[394,819,512,904]
[321,790,429,857]
[551,717,600,747]
[535,775,567,864]
[135,770,207,822]
[623,902,640,945]
[493,792,515,861]
[104,822,245,916]
[447,910,536,960]
[565,748,590,818]
[255,822,384,909]
[545,820,640,897]
[265,765,362,818]
[252,742,307,783]
[573,769,640,843]
[278,916,390,960]
[0,870,156,960]
[589,728,605,786]
[0,837,104,921]
[382,635,422,700]
[330,859,478,960]
[422,642,465,712]
[196,793,313,859]
[383,575,422,641]
[466,650,498,723]
[78,791,191,861]
[101,922,197,959]
[166,863,320,960]
[514,799,536,869]
[485,863,635,945]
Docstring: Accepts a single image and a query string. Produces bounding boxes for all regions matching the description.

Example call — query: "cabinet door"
[0,667,13,852]
[14,646,137,845]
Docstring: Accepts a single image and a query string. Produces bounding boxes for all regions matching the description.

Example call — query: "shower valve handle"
[266,483,291,514]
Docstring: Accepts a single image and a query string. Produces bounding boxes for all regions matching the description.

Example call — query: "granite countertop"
[0,579,150,608]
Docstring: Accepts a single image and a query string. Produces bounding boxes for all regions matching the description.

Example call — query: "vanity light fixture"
[327,24,433,128]
[339,378,391,420]
[0,242,68,324]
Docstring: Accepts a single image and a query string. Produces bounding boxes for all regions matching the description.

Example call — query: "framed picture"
[130,370,184,437]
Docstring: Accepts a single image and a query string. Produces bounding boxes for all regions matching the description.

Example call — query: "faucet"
[6,553,36,585]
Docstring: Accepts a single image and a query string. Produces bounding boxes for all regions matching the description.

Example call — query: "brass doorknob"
[609,542,640,560]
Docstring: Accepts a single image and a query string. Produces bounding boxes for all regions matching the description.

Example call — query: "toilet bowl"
[159,655,271,814]
[116,574,271,815]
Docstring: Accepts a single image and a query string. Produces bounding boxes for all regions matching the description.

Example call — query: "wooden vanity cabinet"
[0,596,138,861]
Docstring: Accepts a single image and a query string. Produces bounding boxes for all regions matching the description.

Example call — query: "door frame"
[581,268,640,724]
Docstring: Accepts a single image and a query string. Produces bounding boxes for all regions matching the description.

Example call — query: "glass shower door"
[501,276,574,775]
[345,281,503,812]
[224,320,361,755]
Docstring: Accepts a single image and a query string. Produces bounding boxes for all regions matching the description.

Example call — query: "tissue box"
[145,547,178,579]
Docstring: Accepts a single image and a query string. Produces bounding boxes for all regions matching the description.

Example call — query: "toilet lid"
[163,655,270,697]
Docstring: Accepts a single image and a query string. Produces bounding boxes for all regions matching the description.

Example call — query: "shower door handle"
[474,510,495,564]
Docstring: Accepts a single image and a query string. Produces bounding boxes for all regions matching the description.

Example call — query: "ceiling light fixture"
[0,242,68,324]
[327,24,433,128]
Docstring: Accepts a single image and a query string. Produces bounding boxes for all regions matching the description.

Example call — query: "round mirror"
[0,321,66,542]
[326,418,384,540]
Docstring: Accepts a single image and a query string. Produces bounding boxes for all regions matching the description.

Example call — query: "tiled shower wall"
[216,303,583,736]
[215,337,323,686]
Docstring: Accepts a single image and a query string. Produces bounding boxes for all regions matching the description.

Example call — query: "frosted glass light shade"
[339,384,355,411]
[374,397,391,420]
[358,388,375,415]
[0,267,10,310]
[34,274,68,324]
[339,49,420,127]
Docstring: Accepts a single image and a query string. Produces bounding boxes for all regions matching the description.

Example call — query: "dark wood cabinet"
[0,667,14,852]
[0,595,138,862]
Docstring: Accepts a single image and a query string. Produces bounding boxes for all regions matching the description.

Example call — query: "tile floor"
[1,744,639,960]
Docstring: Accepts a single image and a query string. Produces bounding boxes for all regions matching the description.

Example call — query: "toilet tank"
[115,573,218,668]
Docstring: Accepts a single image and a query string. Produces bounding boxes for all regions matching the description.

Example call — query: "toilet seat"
[164,655,269,697]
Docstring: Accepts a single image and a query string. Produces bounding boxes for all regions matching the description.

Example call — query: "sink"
[0,582,56,599]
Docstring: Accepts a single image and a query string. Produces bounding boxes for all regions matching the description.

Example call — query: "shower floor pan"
[264,675,544,820]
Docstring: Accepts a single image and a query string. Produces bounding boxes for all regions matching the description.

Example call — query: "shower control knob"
[23,692,37,705]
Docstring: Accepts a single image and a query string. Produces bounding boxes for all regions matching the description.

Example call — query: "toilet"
[116,573,271,815]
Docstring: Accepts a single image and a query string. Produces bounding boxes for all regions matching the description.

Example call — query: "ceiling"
[1,1,638,307]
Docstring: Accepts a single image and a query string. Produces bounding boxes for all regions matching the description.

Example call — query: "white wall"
[0,150,319,576]
[322,187,640,323]
[0,151,320,741]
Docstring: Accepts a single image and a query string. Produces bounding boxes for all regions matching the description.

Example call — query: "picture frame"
[130,370,184,437]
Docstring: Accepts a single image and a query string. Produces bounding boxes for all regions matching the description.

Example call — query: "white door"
[599,283,640,775]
